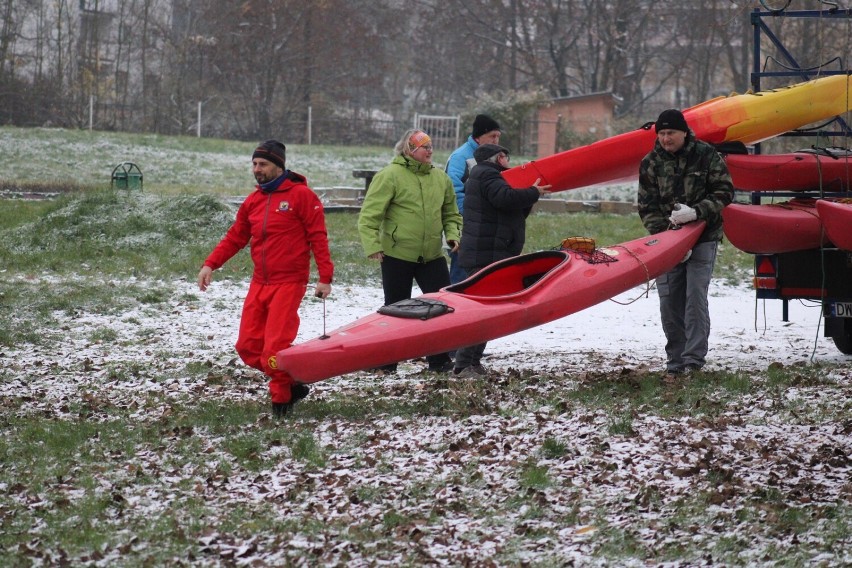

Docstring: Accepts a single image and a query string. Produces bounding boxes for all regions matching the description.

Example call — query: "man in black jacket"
[453,144,551,377]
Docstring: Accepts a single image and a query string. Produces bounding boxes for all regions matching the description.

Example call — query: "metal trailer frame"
[747,5,852,353]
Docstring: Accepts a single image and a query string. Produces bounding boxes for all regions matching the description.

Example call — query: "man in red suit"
[198,140,334,417]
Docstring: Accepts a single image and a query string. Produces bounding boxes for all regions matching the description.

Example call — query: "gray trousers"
[656,240,718,372]
[454,341,487,369]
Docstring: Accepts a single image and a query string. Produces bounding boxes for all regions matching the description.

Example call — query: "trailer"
[744,5,852,355]
[749,2,852,355]
[753,249,852,354]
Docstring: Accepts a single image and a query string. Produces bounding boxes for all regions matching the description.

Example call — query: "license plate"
[828,301,852,317]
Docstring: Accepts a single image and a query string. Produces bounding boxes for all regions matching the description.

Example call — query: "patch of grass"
[606,410,635,435]
[716,369,752,393]
[180,400,260,433]
[103,361,150,383]
[182,360,214,378]
[0,198,65,230]
[0,190,243,279]
[136,287,170,305]
[540,437,568,459]
[519,459,551,490]
[564,368,765,421]
[287,431,327,469]
[223,434,269,471]
[88,327,119,343]
[1,359,848,566]
[382,510,409,530]
[593,523,646,562]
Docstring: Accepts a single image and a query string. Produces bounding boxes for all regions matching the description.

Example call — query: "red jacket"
[204,171,334,285]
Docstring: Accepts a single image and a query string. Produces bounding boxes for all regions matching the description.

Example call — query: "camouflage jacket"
[637,131,733,242]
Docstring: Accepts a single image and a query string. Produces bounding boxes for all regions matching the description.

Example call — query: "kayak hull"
[503,75,852,192]
[722,200,828,254]
[816,199,852,251]
[725,150,852,191]
[278,223,706,383]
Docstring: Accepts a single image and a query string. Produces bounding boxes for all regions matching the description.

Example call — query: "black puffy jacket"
[458,161,541,272]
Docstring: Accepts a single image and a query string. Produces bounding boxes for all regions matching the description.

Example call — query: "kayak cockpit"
[445,250,570,298]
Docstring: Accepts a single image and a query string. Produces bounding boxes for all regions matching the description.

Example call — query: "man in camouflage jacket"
[638,109,734,378]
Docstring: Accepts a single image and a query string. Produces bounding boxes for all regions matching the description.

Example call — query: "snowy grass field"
[0,128,850,566]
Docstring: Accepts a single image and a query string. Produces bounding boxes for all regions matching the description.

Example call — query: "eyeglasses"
[499,153,510,161]
[415,145,433,152]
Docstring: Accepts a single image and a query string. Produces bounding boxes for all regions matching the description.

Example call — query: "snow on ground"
[289,279,848,376]
[3,276,851,566]
[3,275,848,415]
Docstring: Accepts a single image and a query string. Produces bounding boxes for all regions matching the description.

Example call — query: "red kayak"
[725,148,852,191]
[816,199,852,251]
[502,75,852,192]
[722,199,829,254]
[277,223,705,383]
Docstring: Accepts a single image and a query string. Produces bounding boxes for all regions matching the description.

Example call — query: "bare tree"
[4,0,842,142]
[0,0,18,79]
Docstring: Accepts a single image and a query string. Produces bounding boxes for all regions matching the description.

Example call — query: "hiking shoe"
[661,368,682,384]
[428,360,454,373]
[371,363,398,376]
[453,365,487,378]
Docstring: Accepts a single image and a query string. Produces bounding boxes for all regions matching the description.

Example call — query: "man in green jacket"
[358,129,462,374]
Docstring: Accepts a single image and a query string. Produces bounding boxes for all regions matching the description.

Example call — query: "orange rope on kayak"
[605,245,653,305]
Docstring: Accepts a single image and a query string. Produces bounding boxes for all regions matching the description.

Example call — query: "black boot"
[272,401,292,418]
[427,353,453,373]
[291,383,310,404]
[271,384,311,418]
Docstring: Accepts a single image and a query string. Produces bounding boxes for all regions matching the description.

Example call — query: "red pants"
[235,281,306,404]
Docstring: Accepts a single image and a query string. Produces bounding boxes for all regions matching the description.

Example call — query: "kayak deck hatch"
[377,298,453,320]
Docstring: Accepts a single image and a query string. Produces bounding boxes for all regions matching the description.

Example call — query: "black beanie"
[252,140,286,169]
[471,114,501,139]
[655,109,689,133]
[473,143,509,163]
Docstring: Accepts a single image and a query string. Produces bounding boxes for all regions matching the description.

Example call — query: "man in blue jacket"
[445,114,502,283]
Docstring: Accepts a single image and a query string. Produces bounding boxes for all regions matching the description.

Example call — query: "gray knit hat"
[252,140,286,168]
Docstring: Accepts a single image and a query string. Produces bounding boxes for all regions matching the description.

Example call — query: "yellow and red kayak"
[503,75,852,192]
[816,199,852,250]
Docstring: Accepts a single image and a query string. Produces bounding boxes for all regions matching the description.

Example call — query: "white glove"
[669,204,698,225]
[680,249,692,263]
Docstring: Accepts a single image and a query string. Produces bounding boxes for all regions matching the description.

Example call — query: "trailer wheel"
[831,319,852,355]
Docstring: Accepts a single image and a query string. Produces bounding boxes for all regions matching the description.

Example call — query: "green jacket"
[358,155,462,262]
[637,131,734,242]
